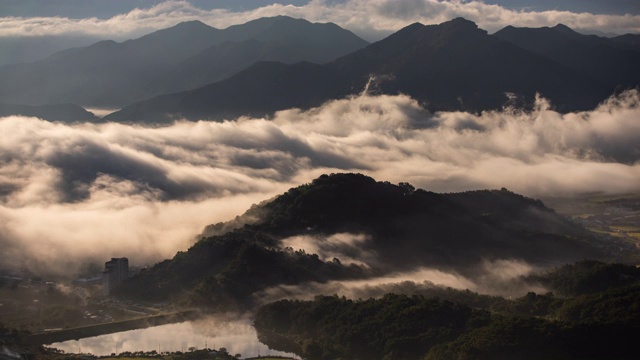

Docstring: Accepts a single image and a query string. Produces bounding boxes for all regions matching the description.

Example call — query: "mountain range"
[117,173,602,309]
[494,24,640,90]
[0,16,638,122]
[0,16,367,109]
[0,102,96,122]
[104,17,637,122]
[0,35,106,67]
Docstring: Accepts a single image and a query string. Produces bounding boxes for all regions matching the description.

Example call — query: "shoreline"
[25,310,200,346]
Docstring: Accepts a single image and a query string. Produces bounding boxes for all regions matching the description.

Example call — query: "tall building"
[102,257,128,295]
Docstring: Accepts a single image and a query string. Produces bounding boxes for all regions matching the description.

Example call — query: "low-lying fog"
[254,258,547,305]
[1,91,639,277]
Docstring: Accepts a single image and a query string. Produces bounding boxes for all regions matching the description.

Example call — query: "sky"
[0,0,639,277]
[0,0,639,42]
[1,1,638,18]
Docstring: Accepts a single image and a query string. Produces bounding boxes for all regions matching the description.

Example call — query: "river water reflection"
[49,316,295,358]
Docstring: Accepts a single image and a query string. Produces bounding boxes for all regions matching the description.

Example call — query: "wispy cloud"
[0,0,638,41]
[280,233,377,267]
[1,90,639,276]
[252,258,546,304]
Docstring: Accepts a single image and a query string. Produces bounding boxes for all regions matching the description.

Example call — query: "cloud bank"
[253,259,547,304]
[1,90,639,277]
[0,0,638,42]
[281,233,377,267]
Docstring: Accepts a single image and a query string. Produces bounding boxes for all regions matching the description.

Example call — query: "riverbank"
[26,310,200,345]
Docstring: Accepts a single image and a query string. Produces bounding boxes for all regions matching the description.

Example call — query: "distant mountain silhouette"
[118,173,602,304]
[106,60,347,122]
[0,35,104,66]
[0,20,219,107]
[328,18,607,112]
[494,24,640,89]
[219,16,369,63]
[0,17,368,108]
[0,102,96,122]
[159,17,368,93]
[106,18,610,123]
[610,33,640,52]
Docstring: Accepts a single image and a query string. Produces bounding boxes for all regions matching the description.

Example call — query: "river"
[48,316,296,358]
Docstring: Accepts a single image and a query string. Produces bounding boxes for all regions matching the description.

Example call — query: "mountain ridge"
[494,23,640,89]
[0,16,368,109]
[0,102,97,122]
[106,17,610,122]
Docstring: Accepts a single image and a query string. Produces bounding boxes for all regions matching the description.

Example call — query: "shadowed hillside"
[255,261,640,359]
[117,173,602,308]
[0,16,367,108]
[106,18,612,122]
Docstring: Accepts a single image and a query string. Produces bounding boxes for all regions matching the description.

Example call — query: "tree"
[398,182,415,195]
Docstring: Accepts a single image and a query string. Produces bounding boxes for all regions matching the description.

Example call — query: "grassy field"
[587,228,624,237]
[610,226,640,232]
[587,193,640,203]
[629,233,640,240]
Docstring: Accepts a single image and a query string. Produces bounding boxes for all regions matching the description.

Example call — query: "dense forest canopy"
[255,262,640,360]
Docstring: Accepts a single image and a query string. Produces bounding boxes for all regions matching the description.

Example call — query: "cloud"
[252,259,547,305]
[1,90,639,277]
[0,0,638,42]
[280,233,377,267]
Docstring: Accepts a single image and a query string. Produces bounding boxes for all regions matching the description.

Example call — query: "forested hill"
[117,173,602,308]
[255,261,640,360]
[235,173,598,269]
[254,261,640,359]
[255,273,640,360]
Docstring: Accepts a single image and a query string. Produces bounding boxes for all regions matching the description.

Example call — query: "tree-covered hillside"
[255,262,640,360]
[117,173,602,309]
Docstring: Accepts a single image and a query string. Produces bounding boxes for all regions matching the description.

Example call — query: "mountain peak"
[442,17,480,31]
[232,15,309,31]
[552,23,579,35]
[389,18,482,43]
[449,17,477,25]
[173,20,211,29]
[140,19,218,41]
[271,15,308,22]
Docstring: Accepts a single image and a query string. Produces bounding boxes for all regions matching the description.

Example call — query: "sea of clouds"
[1,90,638,277]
